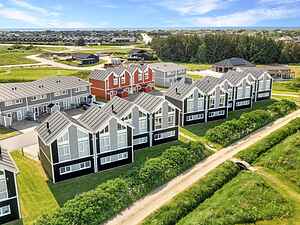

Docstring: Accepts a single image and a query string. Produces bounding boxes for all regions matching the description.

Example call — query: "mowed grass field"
[11,141,179,225]
[0,67,90,82]
[0,46,39,66]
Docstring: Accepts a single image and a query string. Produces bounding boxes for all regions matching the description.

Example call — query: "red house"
[90,64,154,101]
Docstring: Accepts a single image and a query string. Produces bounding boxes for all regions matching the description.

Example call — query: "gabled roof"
[214,57,255,68]
[0,148,18,173]
[78,106,113,133]
[194,76,223,94]
[164,78,194,100]
[89,66,127,81]
[36,111,85,145]
[237,67,268,79]
[101,96,134,119]
[221,71,249,86]
[134,92,165,113]
[0,76,89,102]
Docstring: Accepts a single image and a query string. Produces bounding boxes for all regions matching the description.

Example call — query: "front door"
[16,111,23,121]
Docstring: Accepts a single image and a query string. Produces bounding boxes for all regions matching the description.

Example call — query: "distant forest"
[151,34,300,64]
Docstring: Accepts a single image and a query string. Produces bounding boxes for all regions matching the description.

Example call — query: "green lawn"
[11,141,179,225]
[11,151,59,225]
[256,132,300,189]
[181,99,275,149]
[178,63,211,71]
[177,171,293,225]
[187,72,203,80]
[0,127,19,140]
[0,46,39,66]
[0,67,90,83]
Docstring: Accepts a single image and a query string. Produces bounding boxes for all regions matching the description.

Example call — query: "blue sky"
[0,0,300,28]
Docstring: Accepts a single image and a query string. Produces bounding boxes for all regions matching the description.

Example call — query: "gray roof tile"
[0,148,17,173]
[214,57,255,68]
[133,92,164,113]
[194,76,223,94]
[101,96,134,118]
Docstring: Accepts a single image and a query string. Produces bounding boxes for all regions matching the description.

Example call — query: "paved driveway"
[0,131,37,151]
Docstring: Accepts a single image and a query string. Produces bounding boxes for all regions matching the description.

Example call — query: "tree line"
[151,34,300,64]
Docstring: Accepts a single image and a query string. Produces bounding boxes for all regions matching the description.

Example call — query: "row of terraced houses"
[36,66,272,183]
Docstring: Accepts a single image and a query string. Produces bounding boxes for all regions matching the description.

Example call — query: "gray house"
[151,63,187,88]
[37,107,133,183]
[0,148,20,224]
[165,69,273,126]
[0,76,90,127]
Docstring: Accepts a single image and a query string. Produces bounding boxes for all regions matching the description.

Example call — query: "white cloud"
[9,0,60,16]
[193,7,297,26]
[157,0,229,15]
[0,3,39,23]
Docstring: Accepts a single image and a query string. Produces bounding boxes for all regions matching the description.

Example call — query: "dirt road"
[104,109,300,225]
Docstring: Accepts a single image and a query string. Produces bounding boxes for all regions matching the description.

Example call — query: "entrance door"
[16,111,23,121]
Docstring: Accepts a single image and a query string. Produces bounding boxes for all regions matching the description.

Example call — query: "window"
[100,126,109,134]
[54,90,67,97]
[154,131,175,140]
[58,131,70,161]
[144,71,149,80]
[139,111,147,118]
[15,99,23,104]
[168,115,175,126]
[258,92,270,98]
[154,117,162,130]
[59,161,91,175]
[113,76,118,85]
[0,170,7,200]
[122,113,132,124]
[32,95,46,101]
[100,135,110,153]
[258,80,265,91]
[78,130,89,157]
[0,205,10,217]
[58,131,69,144]
[100,152,128,165]
[219,95,226,107]
[133,136,148,145]
[186,114,204,121]
[117,124,126,131]
[75,87,88,92]
[228,89,233,101]
[245,86,251,97]
[168,106,175,113]
[186,100,193,113]
[4,101,13,107]
[209,97,215,109]
[237,87,243,99]
[121,75,125,84]
[117,130,127,149]
[139,119,147,133]
[236,100,250,106]
[265,80,271,90]
[208,110,225,117]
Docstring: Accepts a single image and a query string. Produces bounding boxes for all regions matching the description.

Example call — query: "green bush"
[206,100,296,146]
[34,143,210,225]
[142,161,240,225]
[238,117,300,164]
[177,172,293,225]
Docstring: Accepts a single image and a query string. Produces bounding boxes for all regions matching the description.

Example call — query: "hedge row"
[206,100,297,146]
[34,143,210,225]
[142,161,241,225]
[238,117,300,164]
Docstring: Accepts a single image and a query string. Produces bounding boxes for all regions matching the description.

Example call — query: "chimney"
[0,145,2,158]
[111,105,117,114]
[175,87,180,95]
[46,122,51,133]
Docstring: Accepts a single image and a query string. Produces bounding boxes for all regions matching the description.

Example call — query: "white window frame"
[0,170,8,201]
[139,118,148,133]
[113,76,118,86]
[0,205,11,217]
[219,95,226,107]
[237,86,243,99]
[209,97,215,109]
[117,129,127,149]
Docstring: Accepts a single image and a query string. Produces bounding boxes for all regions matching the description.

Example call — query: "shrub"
[176,172,293,225]
[142,161,240,225]
[34,143,210,225]
[206,100,297,146]
[238,117,300,164]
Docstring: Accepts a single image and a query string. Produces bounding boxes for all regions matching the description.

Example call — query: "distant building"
[0,148,20,224]
[0,77,90,127]
[111,37,136,43]
[71,53,99,65]
[213,57,255,73]
[253,65,294,80]
[128,49,153,61]
[151,63,187,88]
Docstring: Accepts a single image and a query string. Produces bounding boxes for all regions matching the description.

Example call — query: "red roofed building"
[89,64,154,101]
